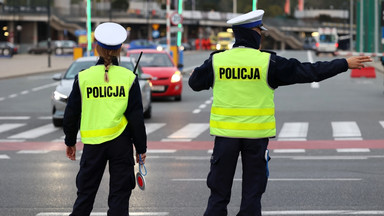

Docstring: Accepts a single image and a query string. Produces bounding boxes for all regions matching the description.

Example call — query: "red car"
[127,49,183,101]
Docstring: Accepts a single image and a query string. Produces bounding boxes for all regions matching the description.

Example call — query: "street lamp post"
[47,0,51,68]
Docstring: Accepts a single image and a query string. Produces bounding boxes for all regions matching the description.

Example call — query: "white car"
[51,56,152,127]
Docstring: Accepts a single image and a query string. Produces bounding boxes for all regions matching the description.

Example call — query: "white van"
[313,28,339,56]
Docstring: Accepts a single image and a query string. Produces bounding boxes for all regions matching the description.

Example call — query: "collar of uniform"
[96,57,119,66]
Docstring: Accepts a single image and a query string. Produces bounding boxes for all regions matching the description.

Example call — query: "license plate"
[151,85,165,92]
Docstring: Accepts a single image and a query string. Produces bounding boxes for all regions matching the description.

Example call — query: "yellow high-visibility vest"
[211,48,276,138]
[78,65,136,144]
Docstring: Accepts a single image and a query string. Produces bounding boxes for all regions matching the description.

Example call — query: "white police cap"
[227,10,267,30]
[94,22,127,50]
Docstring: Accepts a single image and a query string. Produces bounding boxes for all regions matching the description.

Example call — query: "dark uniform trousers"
[70,128,136,216]
[204,136,269,216]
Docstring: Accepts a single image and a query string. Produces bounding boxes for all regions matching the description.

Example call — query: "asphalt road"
[0,50,384,216]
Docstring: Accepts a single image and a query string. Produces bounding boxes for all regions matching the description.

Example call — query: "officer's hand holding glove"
[136,153,147,164]
[66,145,76,161]
[346,56,372,69]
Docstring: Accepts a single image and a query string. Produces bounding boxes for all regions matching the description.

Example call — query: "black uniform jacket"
[63,58,147,154]
[189,45,349,91]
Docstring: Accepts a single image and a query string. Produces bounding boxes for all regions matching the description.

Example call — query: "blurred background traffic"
[0,0,383,63]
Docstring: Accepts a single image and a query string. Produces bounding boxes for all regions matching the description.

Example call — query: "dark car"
[0,42,17,56]
[303,37,316,50]
[28,40,77,55]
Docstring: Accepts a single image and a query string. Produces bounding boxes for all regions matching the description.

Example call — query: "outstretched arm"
[346,56,372,69]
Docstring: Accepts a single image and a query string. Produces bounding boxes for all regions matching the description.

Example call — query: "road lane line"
[165,123,209,139]
[0,154,10,159]
[145,123,166,135]
[192,109,201,113]
[147,149,177,153]
[0,123,26,133]
[17,150,51,154]
[8,123,59,139]
[172,178,361,182]
[8,93,18,98]
[36,212,169,216]
[31,82,59,91]
[332,121,362,140]
[278,122,308,141]
[262,210,384,215]
[0,116,30,120]
[337,148,370,153]
[273,149,306,153]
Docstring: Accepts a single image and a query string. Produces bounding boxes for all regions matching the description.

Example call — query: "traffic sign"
[170,12,183,26]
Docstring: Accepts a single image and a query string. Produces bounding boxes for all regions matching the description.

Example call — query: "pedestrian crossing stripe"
[8,123,59,139]
[0,123,26,133]
[278,122,308,141]
[0,121,383,142]
[331,121,362,140]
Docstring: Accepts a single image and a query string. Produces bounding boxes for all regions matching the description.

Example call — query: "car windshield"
[319,34,337,43]
[130,53,173,67]
[64,59,136,79]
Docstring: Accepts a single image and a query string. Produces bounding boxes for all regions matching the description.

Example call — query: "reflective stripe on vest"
[211,48,276,138]
[78,65,136,144]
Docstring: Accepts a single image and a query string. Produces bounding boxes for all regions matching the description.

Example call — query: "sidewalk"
[0,53,383,80]
[0,54,74,79]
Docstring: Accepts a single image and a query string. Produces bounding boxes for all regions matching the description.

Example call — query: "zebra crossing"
[0,118,384,142]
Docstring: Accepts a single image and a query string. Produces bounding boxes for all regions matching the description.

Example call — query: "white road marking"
[337,148,370,153]
[192,109,201,114]
[8,123,59,139]
[36,212,169,216]
[0,116,30,120]
[17,150,51,154]
[262,210,384,215]
[332,121,362,140]
[380,121,384,128]
[145,123,166,135]
[0,123,26,133]
[165,123,209,139]
[278,122,308,141]
[273,149,306,153]
[8,94,18,98]
[0,154,10,159]
[172,178,361,182]
[147,149,177,153]
[199,104,206,109]
[31,82,58,91]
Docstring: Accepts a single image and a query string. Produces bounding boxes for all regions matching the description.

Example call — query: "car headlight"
[216,44,221,50]
[53,91,68,102]
[156,45,163,51]
[171,71,182,83]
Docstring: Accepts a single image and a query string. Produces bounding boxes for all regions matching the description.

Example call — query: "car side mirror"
[139,73,152,80]
[52,73,62,81]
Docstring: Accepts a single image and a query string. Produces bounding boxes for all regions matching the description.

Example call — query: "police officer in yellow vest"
[189,10,371,216]
[63,22,147,216]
